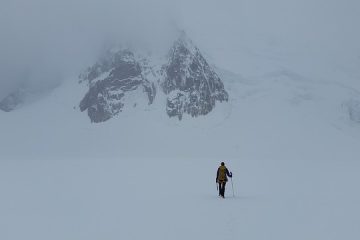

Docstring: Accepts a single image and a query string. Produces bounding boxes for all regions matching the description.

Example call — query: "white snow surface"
[1,69,360,240]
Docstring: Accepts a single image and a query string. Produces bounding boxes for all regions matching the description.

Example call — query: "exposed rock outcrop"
[163,33,228,119]
[0,89,25,112]
[346,99,360,123]
[79,33,228,122]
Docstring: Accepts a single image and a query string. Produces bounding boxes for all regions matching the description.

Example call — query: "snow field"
[1,154,360,240]
[1,70,360,240]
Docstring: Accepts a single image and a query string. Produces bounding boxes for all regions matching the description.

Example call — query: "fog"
[1,0,360,98]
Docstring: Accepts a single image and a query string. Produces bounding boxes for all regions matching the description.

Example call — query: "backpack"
[218,166,228,182]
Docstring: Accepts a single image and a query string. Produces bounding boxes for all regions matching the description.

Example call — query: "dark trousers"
[218,181,226,197]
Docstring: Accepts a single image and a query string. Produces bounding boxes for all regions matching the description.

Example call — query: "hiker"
[216,162,232,198]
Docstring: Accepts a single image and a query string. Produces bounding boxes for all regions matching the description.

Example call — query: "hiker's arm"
[227,168,232,178]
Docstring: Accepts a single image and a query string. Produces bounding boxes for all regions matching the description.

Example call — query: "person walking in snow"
[216,162,232,198]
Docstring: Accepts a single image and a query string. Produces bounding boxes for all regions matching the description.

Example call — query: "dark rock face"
[79,50,156,123]
[163,35,228,119]
[0,89,25,112]
[79,34,228,122]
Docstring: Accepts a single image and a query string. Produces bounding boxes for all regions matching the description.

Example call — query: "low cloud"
[1,0,359,97]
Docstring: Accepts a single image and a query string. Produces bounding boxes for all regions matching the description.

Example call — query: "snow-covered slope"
[1,60,360,240]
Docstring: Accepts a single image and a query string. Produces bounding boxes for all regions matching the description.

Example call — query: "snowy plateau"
[1,35,360,240]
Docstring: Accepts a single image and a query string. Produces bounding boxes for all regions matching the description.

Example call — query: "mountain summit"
[79,32,229,122]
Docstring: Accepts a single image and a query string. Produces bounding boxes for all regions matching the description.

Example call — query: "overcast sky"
[1,0,359,97]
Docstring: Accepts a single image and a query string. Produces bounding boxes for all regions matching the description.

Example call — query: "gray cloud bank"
[1,0,359,98]
[0,0,177,97]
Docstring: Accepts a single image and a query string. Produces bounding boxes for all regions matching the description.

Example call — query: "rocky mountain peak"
[79,48,156,123]
[162,32,228,119]
[79,32,229,122]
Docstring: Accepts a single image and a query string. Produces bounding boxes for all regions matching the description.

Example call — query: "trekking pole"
[231,177,235,197]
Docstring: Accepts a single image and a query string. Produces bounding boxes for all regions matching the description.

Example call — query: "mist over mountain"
[1,0,359,99]
[0,0,178,98]
[1,0,359,124]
